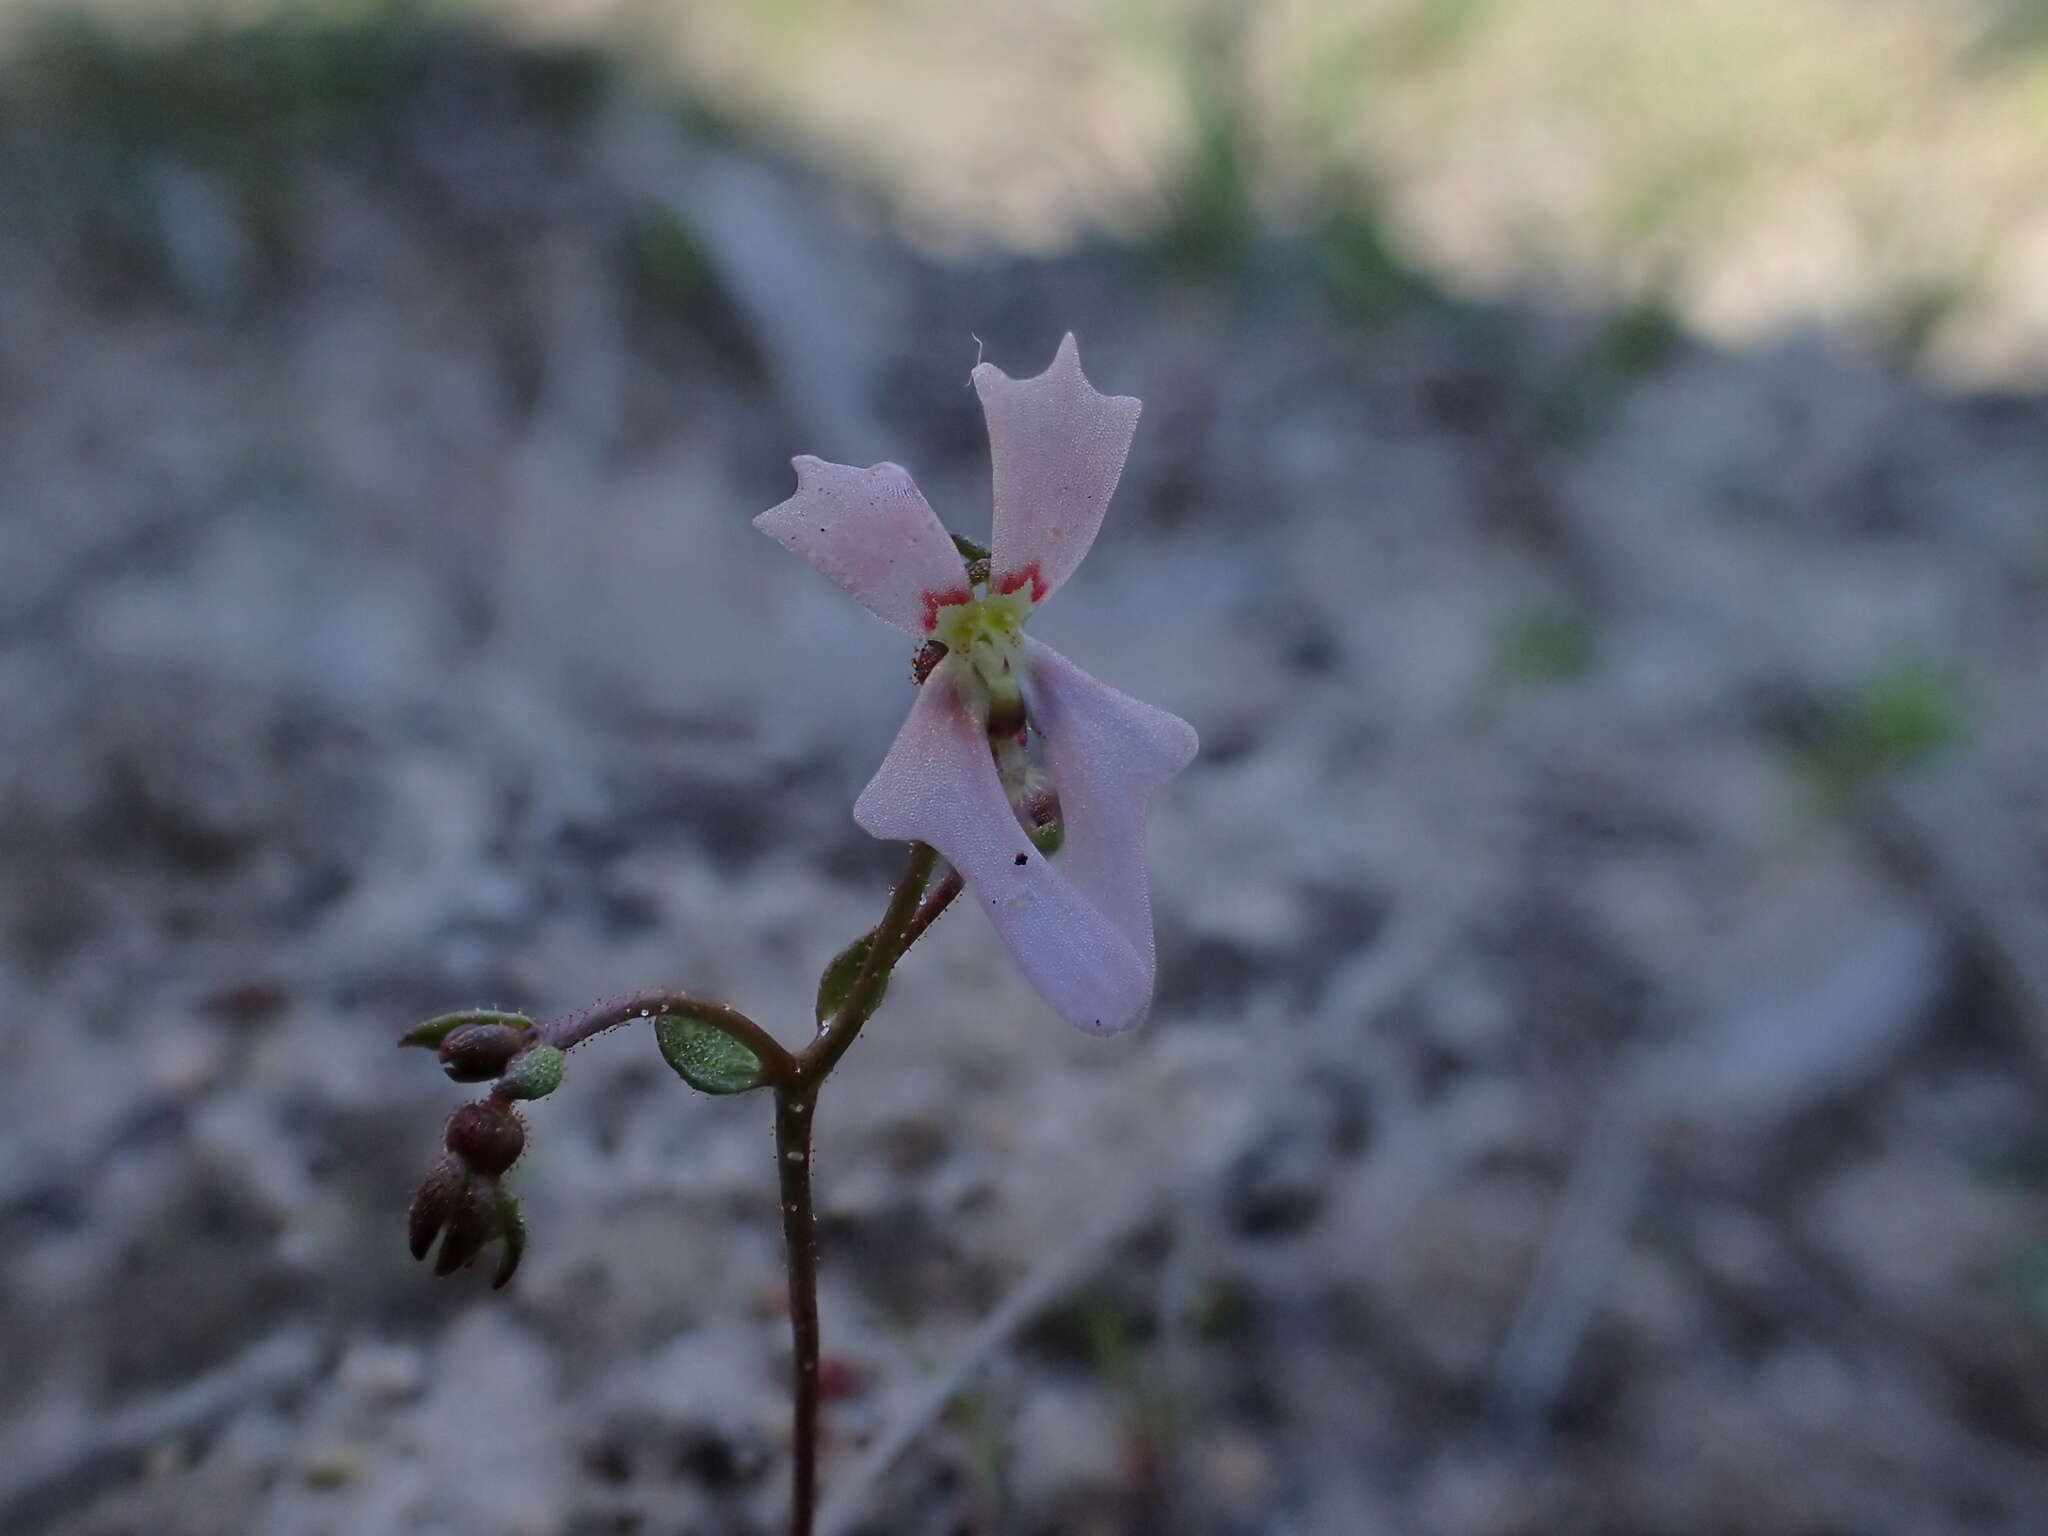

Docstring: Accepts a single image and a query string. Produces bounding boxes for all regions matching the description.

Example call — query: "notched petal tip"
[971,331,1116,398]
[755,456,967,636]
[976,334,1142,605]
[780,454,913,492]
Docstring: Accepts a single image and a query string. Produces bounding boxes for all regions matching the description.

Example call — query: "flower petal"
[854,656,1152,1033]
[755,456,971,636]
[973,334,1141,607]
[1021,638,1197,1002]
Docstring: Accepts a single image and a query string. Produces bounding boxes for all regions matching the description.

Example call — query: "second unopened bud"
[445,1100,525,1176]
[438,1024,527,1082]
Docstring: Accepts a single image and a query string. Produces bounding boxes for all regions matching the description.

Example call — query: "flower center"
[932,589,1032,700]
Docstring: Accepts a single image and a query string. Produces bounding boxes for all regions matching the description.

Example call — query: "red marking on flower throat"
[995,563,1049,603]
[919,585,974,633]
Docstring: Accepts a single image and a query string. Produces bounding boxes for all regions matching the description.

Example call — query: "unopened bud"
[432,1179,497,1277]
[407,1156,466,1262]
[445,1100,524,1176]
[400,1009,534,1051]
[438,1023,527,1082]
[1025,788,1063,855]
[496,1044,566,1101]
[985,690,1026,742]
[407,1150,527,1284]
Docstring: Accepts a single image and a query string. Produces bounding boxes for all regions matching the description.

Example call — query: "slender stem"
[538,988,792,1077]
[901,869,964,951]
[775,1083,822,1536]
[763,841,945,1534]
[514,850,944,1535]
[597,840,917,1536]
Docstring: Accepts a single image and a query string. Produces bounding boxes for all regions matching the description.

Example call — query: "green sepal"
[952,532,992,586]
[498,1044,566,1101]
[816,935,886,1025]
[400,1009,535,1050]
[655,1010,767,1095]
[491,1187,526,1290]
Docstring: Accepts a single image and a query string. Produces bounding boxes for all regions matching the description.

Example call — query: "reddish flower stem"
[902,869,965,951]
[538,989,792,1076]
[774,1081,822,1535]
[771,841,951,1536]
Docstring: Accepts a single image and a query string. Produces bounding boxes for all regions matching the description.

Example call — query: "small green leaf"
[655,1010,767,1095]
[815,935,884,1025]
[400,1009,534,1050]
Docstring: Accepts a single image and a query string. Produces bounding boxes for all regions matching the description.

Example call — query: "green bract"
[399,1009,535,1050]
[498,1044,567,1100]
[815,935,885,1025]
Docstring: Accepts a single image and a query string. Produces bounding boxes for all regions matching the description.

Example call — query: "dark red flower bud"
[407,1156,466,1262]
[1023,786,1063,854]
[432,1179,497,1277]
[985,690,1026,742]
[407,1150,528,1283]
[445,1100,525,1176]
[437,1023,528,1082]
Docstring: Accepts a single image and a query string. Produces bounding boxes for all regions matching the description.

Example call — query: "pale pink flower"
[756,335,1198,1032]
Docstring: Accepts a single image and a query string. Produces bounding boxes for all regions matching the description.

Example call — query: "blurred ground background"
[3,1,2048,1533]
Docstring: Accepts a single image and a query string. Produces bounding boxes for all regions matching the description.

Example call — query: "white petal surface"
[1023,638,1198,1008]
[854,657,1153,1033]
[755,456,971,636]
[973,334,1141,606]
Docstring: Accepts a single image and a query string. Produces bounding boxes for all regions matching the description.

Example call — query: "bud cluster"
[399,1010,573,1287]
[407,1097,528,1287]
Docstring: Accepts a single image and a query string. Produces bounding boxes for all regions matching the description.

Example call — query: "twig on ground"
[820,890,1472,1535]
[1866,767,2048,1065]
[816,1181,1166,1536]
[1492,909,1949,1423]
[0,1328,323,1532]
[1490,1080,1654,1426]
